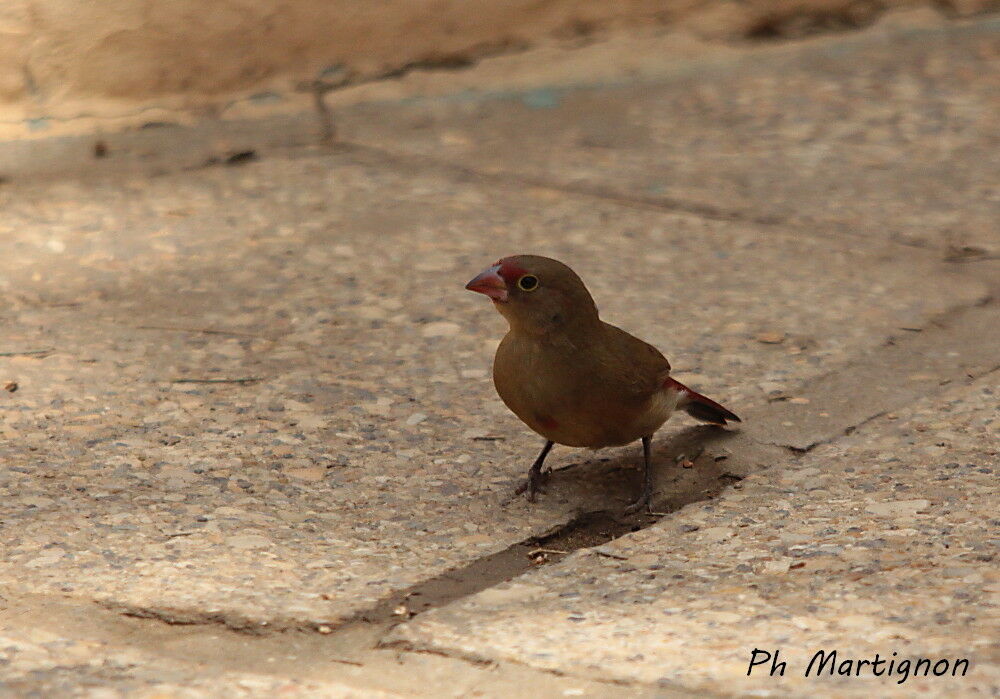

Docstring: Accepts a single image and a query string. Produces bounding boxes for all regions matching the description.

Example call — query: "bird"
[465,254,740,514]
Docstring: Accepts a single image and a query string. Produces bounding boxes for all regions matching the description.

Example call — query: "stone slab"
[0,140,986,629]
[388,374,1000,696]
[342,14,1000,254]
[0,628,397,698]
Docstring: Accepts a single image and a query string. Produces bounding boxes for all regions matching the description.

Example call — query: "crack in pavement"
[0,592,666,697]
[88,284,1000,654]
[326,141,969,256]
[3,255,994,697]
[52,241,995,645]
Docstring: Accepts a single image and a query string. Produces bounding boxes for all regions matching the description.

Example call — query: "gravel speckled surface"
[389,375,999,695]
[0,627,398,698]
[344,15,1000,254]
[1,12,997,695]
[0,150,983,627]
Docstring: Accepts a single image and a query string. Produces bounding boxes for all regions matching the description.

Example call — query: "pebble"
[285,467,326,482]
[406,412,428,426]
[865,499,930,516]
[362,397,394,416]
[225,534,272,549]
[699,527,732,542]
[421,321,461,338]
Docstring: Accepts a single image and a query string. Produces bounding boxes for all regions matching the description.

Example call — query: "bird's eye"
[517,275,539,291]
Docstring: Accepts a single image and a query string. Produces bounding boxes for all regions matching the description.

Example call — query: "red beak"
[465,264,508,302]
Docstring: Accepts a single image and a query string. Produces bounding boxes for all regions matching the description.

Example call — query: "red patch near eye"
[496,258,528,283]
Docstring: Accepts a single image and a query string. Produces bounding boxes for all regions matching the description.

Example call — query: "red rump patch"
[497,258,527,283]
[664,376,741,424]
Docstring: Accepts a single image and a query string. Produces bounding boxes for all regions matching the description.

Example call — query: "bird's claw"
[623,490,653,516]
[514,470,549,501]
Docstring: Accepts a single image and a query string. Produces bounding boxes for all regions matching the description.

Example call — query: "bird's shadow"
[504,423,743,520]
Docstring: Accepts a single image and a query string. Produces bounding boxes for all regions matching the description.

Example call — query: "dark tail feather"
[665,377,742,426]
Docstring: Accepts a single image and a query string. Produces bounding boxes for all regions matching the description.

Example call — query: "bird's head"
[465,255,599,334]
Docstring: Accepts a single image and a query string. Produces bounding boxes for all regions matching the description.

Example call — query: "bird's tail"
[665,377,741,426]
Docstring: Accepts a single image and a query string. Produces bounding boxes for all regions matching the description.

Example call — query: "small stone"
[286,467,325,482]
[703,610,743,623]
[362,397,394,416]
[3,381,16,392]
[296,414,328,430]
[866,499,930,517]
[225,533,272,549]
[357,305,388,320]
[214,507,249,517]
[475,584,548,605]
[591,545,627,559]
[406,412,428,426]
[457,534,491,545]
[628,554,660,568]
[757,381,786,396]
[838,614,878,629]
[317,625,333,634]
[700,527,733,542]
[421,321,460,338]
[756,332,785,344]
[25,549,66,567]
[763,559,791,574]
[781,467,820,483]
[277,511,311,524]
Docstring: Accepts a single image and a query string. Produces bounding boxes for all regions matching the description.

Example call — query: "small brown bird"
[466,255,740,513]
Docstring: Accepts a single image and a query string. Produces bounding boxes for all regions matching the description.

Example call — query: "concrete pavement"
[1,9,997,697]
[389,375,999,696]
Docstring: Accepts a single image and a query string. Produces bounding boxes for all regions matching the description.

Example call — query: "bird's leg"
[514,440,554,502]
[624,436,654,515]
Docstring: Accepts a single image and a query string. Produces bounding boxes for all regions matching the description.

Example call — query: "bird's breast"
[493,333,681,448]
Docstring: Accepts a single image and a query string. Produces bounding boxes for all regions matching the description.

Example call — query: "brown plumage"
[465,254,740,513]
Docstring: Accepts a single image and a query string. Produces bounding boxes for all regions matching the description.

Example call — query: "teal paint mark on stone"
[26,118,50,132]
[320,64,348,80]
[248,91,282,104]
[521,88,560,110]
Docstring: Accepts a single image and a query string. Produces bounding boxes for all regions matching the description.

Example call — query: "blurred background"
[2,0,996,140]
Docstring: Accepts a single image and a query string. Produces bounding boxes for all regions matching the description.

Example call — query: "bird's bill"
[465,264,508,302]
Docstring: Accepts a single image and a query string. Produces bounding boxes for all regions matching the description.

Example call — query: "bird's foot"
[514,469,549,501]
[623,488,653,516]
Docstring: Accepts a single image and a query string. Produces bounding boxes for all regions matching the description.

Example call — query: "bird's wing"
[596,322,672,401]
